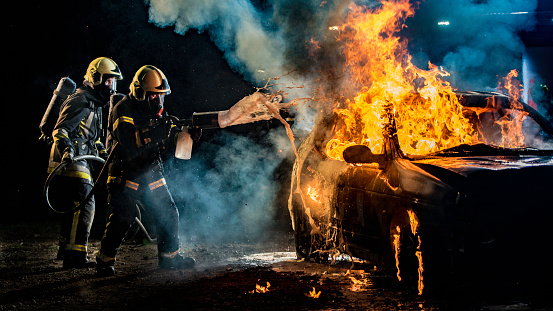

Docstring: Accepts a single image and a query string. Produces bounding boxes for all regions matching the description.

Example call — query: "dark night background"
[4,0,552,230]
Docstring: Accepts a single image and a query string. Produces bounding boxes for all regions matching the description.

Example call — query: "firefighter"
[48,57,123,268]
[96,65,195,276]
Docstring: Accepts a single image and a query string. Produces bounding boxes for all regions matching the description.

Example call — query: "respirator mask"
[147,93,165,115]
[98,77,117,103]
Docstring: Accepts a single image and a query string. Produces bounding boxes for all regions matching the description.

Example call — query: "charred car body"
[289,91,553,290]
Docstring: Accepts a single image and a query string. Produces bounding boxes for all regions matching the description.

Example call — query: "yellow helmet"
[84,57,123,86]
[130,65,171,101]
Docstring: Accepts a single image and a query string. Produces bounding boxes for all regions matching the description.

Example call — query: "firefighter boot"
[63,250,96,269]
[159,254,195,270]
[96,258,116,277]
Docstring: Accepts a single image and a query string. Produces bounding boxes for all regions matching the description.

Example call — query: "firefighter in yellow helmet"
[48,57,122,268]
[96,65,195,276]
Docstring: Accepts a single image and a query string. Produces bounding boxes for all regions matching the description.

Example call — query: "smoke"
[164,129,294,243]
[145,0,539,118]
[145,0,355,130]
[405,0,538,90]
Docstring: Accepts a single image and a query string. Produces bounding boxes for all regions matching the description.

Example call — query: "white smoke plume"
[164,129,293,242]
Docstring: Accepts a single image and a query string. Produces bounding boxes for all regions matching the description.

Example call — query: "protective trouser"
[97,169,180,264]
[48,175,95,255]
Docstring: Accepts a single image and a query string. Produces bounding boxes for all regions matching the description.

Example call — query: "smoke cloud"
[164,129,294,243]
[405,0,538,90]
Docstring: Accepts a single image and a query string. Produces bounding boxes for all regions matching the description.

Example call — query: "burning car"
[288,91,553,292]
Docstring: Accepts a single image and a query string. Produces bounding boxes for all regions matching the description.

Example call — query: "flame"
[325,0,475,159]
[415,235,424,295]
[407,210,424,295]
[495,69,528,148]
[307,185,322,204]
[393,212,424,294]
[349,276,369,292]
[393,225,401,281]
[306,287,321,298]
[407,210,418,236]
[249,281,271,294]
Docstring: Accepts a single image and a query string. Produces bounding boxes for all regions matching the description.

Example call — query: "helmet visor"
[104,77,117,94]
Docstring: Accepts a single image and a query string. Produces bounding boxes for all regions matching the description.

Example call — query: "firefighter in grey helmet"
[48,57,122,269]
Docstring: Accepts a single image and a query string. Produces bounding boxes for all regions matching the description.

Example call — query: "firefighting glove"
[151,120,172,143]
[62,148,75,164]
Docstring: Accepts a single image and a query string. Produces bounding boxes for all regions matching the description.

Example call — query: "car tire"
[291,192,329,263]
[291,193,312,260]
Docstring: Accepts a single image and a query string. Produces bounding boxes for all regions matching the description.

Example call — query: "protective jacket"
[48,83,108,182]
[98,94,180,264]
[106,94,173,179]
[47,82,108,259]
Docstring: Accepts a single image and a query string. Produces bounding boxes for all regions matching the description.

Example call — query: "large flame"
[325,0,475,159]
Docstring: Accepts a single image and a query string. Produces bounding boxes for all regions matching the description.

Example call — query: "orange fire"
[307,185,322,204]
[349,276,369,292]
[393,212,424,295]
[324,0,475,160]
[249,281,271,294]
[306,287,321,298]
[407,210,424,295]
[392,225,401,281]
[495,69,528,148]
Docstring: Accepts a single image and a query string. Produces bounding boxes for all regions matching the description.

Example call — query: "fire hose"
[43,148,114,214]
[43,144,156,242]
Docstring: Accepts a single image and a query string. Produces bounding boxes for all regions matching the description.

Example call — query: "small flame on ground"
[349,276,370,292]
[249,281,271,294]
[306,287,321,298]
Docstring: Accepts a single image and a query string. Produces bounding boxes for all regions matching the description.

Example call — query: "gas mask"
[98,77,117,103]
[147,93,165,116]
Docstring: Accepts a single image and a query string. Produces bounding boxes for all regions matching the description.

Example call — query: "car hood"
[411,154,553,177]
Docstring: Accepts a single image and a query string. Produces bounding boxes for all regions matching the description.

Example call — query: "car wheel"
[291,193,311,260]
[290,192,329,262]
